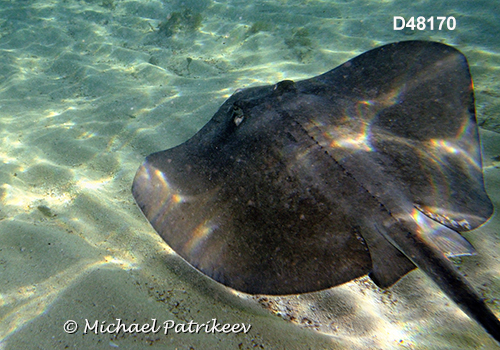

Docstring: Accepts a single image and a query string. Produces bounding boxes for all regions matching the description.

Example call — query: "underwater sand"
[0,0,499,349]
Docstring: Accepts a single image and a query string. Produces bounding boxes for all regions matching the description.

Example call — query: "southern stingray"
[132,41,500,341]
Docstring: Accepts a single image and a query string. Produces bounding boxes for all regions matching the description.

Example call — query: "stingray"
[132,41,500,342]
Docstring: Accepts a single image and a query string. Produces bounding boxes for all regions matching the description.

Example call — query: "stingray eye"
[273,80,297,95]
[232,105,245,126]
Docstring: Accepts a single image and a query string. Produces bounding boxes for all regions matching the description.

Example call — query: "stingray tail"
[384,220,500,343]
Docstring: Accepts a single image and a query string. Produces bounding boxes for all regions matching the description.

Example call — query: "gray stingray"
[132,41,500,341]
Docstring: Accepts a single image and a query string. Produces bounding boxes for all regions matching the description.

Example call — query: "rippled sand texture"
[0,0,499,349]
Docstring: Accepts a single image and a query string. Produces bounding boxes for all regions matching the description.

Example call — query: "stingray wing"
[299,41,493,231]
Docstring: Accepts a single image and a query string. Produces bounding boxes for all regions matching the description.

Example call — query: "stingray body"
[132,41,500,341]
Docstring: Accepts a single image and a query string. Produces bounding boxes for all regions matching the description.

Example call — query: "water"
[0,0,499,349]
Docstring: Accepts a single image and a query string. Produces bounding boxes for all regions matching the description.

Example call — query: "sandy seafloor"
[0,0,500,349]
